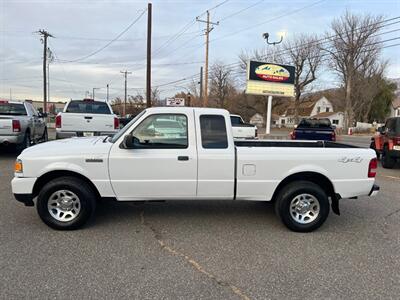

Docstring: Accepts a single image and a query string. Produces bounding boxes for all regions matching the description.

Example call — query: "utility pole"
[199,66,203,104]
[262,32,284,135]
[146,2,152,108]
[120,70,132,116]
[47,48,53,106]
[106,84,109,102]
[38,29,53,113]
[196,11,219,107]
[92,87,100,100]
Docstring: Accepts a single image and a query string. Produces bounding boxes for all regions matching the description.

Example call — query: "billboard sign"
[166,97,185,106]
[246,61,295,97]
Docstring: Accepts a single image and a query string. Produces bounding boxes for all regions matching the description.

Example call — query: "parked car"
[370,117,400,168]
[230,114,257,139]
[290,118,336,141]
[12,107,379,232]
[0,100,47,150]
[55,99,119,139]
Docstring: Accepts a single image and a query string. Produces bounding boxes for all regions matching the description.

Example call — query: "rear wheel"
[36,177,96,230]
[274,181,330,232]
[382,145,395,169]
[17,132,31,152]
[41,127,48,142]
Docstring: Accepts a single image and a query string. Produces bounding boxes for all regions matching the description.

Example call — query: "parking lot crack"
[140,210,251,300]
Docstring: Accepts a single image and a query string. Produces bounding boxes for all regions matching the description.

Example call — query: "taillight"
[368,158,378,178]
[55,115,62,128]
[290,131,296,140]
[394,137,400,145]
[331,131,336,141]
[12,120,21,132]
[114,117,120,129]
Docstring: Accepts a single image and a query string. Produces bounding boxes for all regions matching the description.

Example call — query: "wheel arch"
[271,171,336,202]
[32,170,101,200]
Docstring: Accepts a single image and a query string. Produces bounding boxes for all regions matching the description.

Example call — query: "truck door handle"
[177,156,189,161]
[84,116,93,120]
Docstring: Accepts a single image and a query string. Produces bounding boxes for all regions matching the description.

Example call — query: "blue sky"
[1,0,399,102]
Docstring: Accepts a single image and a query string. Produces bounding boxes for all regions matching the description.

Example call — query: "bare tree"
[325,11,383,129]
[283,34,322,122]
[209,61,236,108]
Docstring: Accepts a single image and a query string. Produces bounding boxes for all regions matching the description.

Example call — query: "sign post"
[245,61,295,136]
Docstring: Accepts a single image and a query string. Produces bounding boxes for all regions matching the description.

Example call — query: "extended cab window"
[132,114,188,148]
[230,116,243,126]
[200,115,228,149]
[66,100,111,114]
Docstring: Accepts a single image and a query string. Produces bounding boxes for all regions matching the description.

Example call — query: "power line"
[56,9,147,63]
[218,0,265,22]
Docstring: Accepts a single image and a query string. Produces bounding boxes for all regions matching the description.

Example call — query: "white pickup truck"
[230,114,257,139]
[12,107,379,232]
[55,99,119,139]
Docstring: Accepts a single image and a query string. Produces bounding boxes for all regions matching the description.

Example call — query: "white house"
[390,98,400,117]
[278,96,344,128]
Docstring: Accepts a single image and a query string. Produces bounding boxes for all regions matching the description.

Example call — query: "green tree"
[368,79,397,122]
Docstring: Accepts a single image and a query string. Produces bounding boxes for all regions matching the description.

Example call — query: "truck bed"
[234,140,359,148]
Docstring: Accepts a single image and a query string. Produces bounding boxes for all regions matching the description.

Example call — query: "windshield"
[111,110,146,143]
[65,100,111,114]
[298,118,332,128]
[0,103,27,116]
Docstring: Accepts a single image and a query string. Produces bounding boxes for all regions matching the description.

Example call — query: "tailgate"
[0,117,13,135]
[295,128,333,141]
[61,113,115,132]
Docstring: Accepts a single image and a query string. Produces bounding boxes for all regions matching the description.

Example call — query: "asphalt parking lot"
[0,135,399,299]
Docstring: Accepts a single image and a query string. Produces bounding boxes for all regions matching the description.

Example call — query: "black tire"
[370,141,380,159]
[41,127,48,142]
[274,180,330,232]
[36,177,96,230]
[382,145,395,169]
[17,132,31,152]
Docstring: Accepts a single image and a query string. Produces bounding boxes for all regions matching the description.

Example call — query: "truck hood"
[19,136,112,158]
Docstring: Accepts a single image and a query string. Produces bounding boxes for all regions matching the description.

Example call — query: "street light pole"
[92,87,100,100]
[262,32,284,136]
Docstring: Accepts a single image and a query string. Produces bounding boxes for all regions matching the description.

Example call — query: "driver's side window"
[131,114,188,149]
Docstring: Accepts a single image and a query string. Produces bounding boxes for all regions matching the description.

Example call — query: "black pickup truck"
[290,118,336,141]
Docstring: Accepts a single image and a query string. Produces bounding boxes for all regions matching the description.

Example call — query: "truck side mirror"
[122,134,140,149]
[377,126,385,134]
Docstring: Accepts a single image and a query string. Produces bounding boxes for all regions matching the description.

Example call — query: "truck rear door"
[61,100,115,134]
[195,110,235,199]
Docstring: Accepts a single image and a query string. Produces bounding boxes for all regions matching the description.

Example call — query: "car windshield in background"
[0,103,27,115]
[65,101,111,114]
[298,118,332,128]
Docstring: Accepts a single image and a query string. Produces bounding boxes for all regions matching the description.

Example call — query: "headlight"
[15,159,23,173]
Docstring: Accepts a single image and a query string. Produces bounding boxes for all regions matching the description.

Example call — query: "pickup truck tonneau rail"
[235,140,358,148]
[12,107,379,232]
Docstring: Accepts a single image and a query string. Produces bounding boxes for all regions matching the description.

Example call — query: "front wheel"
[36,177,96,230]
[274,181,330,232]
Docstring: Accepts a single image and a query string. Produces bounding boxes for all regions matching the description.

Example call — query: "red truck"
[370,117,400,169]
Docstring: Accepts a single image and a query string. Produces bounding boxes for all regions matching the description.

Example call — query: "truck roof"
[145,107,228,114]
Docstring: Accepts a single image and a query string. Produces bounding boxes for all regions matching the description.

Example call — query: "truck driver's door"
[108,112,197,200]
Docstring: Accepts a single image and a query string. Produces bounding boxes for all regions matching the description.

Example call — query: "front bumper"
[12,177,36,206]
[388,149,400,159]
[369,184,380,197]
